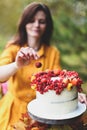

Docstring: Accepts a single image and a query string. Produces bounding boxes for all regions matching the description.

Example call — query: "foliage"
[50,0,87,85]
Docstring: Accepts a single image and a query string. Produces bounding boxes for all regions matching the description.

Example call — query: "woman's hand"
[15,47,39,68]
[78,92,87,106]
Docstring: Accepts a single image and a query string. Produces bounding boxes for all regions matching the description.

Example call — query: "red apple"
[53,69,60,75]
[71,78,78,86]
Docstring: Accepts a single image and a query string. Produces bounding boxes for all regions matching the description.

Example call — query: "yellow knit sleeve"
[0,45,20,66]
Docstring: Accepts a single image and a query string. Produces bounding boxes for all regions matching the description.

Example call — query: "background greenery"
[0,0,87,92]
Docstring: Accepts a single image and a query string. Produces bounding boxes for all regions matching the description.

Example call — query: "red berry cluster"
[31,69,83,94]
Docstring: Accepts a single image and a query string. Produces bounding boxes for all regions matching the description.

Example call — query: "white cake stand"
[27,99,86,125]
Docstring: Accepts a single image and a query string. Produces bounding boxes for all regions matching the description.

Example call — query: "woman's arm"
[0,47,39,82]
[0,62,18,82]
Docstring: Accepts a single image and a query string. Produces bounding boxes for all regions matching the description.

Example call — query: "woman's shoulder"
[5,44,20,51]
[0,44,20,58]
[1,44,21,57]
[46,45,60,53]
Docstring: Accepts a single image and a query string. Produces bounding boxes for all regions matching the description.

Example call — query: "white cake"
[36,88,78,115]
[31,69,83,116]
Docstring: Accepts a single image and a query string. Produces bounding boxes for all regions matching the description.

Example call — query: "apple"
[53,69,60,75]
[71,78,78,86]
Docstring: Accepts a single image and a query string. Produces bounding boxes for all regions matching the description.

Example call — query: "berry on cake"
[31,69,83,94]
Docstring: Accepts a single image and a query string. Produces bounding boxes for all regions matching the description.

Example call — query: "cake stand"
[27,99,86,125]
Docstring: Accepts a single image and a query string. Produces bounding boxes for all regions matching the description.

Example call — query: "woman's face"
[25,10,46,39]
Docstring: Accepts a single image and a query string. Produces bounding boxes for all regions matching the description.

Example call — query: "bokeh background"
[0,0,87,92]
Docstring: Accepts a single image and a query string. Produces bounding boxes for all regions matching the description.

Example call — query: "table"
[28,111,87,130]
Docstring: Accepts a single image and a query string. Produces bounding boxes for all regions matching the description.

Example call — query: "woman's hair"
[10,2,53,46]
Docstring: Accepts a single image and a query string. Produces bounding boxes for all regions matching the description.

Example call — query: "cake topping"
[35,62,42,68]
[31,69,83,94]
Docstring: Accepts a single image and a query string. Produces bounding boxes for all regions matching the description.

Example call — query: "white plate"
[27,99,86,120]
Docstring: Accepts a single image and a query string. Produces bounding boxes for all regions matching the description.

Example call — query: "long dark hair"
[10,2,53,46]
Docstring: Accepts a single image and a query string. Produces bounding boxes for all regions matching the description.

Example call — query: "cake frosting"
[36,88,78,115]
[31,69,83,116]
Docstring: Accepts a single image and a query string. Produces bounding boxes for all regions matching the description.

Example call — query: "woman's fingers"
[15,47,40,68]
[20,47,39,60]
[78,93,87,106]
[28,47,39,60]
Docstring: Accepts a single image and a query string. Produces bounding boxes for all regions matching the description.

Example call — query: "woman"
[0,2,86,130]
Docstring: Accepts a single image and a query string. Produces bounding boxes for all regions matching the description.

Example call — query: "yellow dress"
[0,44,61,130]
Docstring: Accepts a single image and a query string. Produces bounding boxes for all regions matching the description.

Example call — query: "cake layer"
[35,98,78,115]
[36,87,78,115]
[36,87,78,102]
